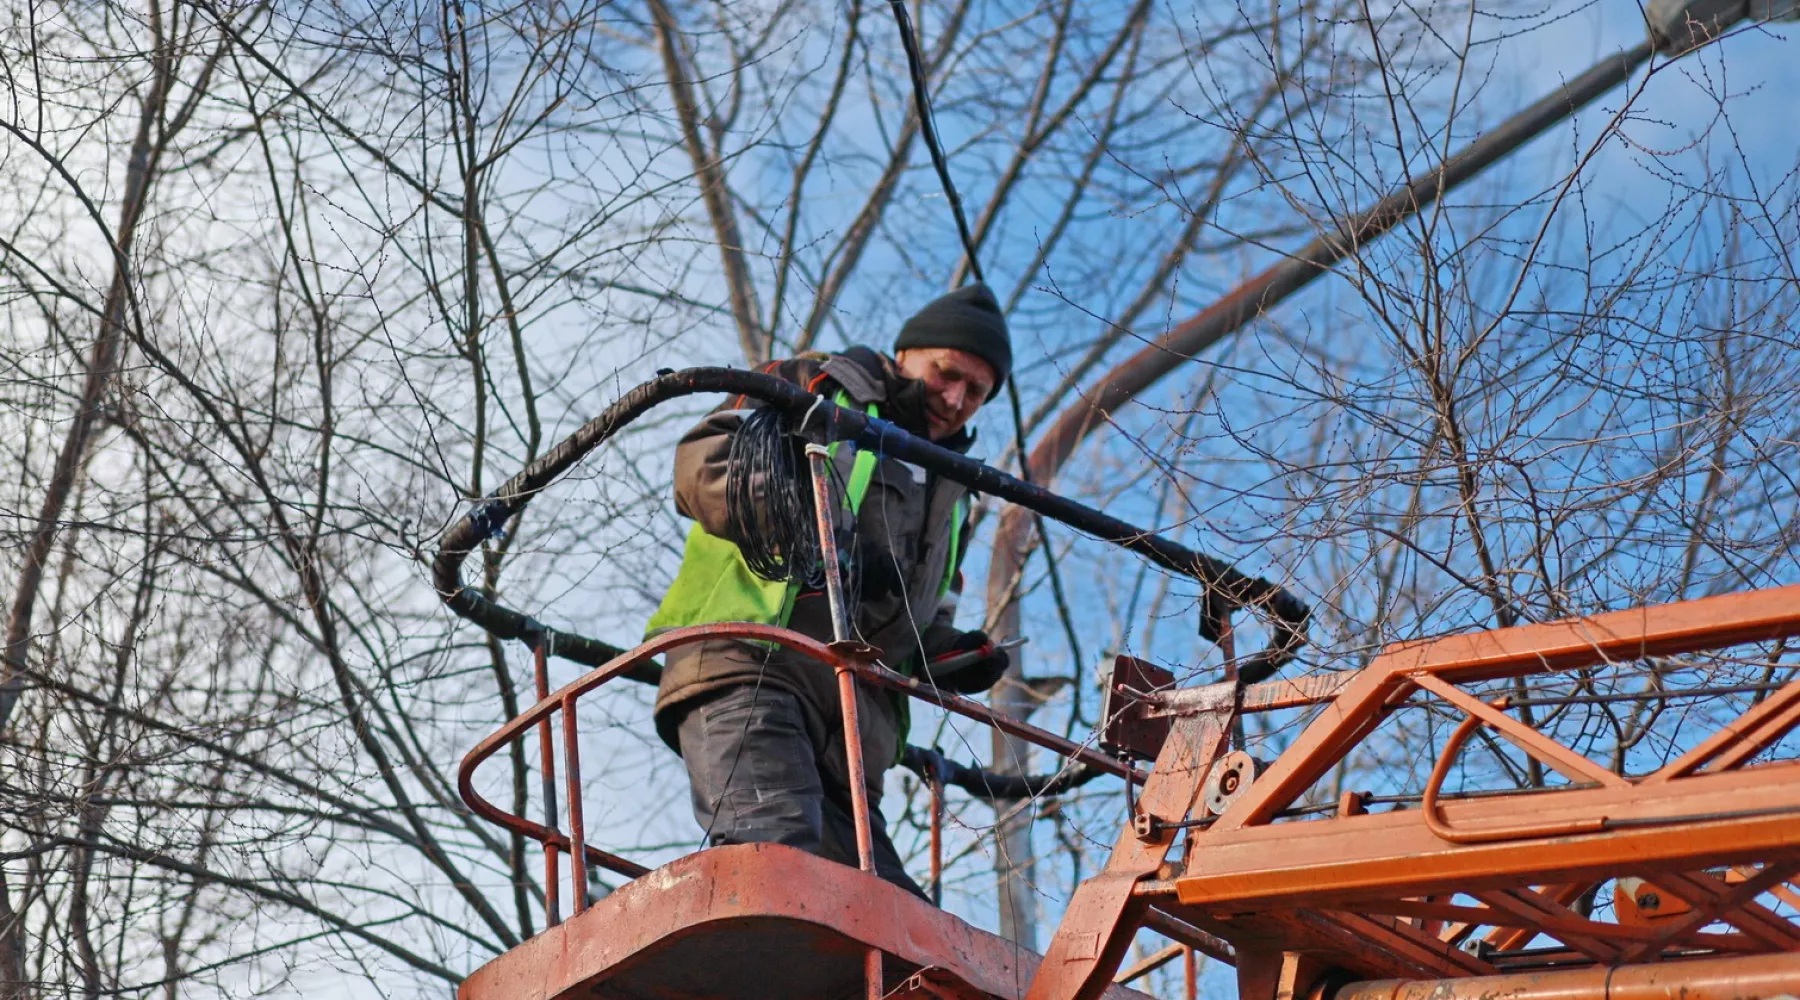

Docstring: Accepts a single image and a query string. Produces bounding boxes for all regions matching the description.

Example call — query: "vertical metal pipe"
[544,842,562,929]
[804,444,875,867]
[836,668,878,875]
[1184,946,1197,1000]
[864,948,884,1000]
[534,640,562,928]
[562,694,591,914]
[805,444,881,1000]
[804,445,855,645]
[929,774,944,906]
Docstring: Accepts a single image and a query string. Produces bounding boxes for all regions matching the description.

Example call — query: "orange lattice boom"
[453,586,1800,1000]
[1028,584,1800,1000]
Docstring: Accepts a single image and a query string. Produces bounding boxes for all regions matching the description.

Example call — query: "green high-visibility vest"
[646,393,967,641]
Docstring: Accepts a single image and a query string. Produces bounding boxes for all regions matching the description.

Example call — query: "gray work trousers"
[675,682,926,899]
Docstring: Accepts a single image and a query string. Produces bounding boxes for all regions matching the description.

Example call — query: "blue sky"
[460,0,1799,987]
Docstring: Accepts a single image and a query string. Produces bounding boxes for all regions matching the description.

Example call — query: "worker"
[646,284,1015,897]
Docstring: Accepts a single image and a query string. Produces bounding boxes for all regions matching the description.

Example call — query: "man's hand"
[924,630,1009,694]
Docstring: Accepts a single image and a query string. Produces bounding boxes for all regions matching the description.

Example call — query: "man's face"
[895,347,996,441]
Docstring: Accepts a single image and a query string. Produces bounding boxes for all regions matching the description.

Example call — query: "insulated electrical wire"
[884,0,1111,705]
[724,405,825,586]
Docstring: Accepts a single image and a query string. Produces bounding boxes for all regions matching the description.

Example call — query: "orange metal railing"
[459,581,1800,1000]
[456,620,1144,922]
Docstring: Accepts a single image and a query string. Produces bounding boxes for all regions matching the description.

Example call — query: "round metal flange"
[1204,750,1260,817]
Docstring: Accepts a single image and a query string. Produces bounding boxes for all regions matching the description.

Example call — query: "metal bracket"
[1138,682,1240,719]
[826,639,883,664]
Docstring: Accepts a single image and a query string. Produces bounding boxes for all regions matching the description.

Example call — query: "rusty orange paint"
[1419,713,1606,845]
[1332,951,1800,1000]
[1212,584,1800,835]
[1409,672,1626,789]
[455,583,1800,1000]
[1040,585,1800,999]
[1485,881,1596,949]
[1024,703,1234,1000]
[456,843,1156,1000]
[1172,763,1800,908]
[1651,681,1800,782]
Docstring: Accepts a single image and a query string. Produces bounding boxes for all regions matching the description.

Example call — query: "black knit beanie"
[893,283,1012,398]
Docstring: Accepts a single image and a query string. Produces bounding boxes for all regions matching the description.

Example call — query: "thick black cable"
[886,1,984,285]
[432,368,1308,680]
[899,745,1103,802]
[884,1,1095,693]
[432,368,1308,838]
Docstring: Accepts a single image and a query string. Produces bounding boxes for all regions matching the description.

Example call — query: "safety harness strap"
[829,390,880,516]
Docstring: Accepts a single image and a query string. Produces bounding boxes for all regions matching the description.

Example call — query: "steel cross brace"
[1024,684,1236,1000]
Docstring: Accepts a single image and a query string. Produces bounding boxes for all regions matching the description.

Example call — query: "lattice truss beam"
[1027,586,1800,1000]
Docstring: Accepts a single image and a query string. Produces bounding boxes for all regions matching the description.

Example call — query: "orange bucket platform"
[460,843,1153,1000]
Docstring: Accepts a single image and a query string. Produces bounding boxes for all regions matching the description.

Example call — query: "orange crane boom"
[452,585,1800,1000]
[1025,585,1800,1000]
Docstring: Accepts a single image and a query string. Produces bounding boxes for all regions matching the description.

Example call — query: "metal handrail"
[457,620,1149,924]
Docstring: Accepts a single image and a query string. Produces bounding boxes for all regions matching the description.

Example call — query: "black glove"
[924,630,1009,694]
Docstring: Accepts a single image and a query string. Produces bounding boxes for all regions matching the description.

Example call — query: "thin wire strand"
[883,2,1110,932]
[886,0,984,285]
[882,0,1088,687]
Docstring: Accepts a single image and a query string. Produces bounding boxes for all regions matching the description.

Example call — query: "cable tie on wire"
[797,394,825,434]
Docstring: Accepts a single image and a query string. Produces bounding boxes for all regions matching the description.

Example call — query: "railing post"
[533,637,562,928]
[805,443,882,1000]
[929,770,944,907]
[562,692,590,914]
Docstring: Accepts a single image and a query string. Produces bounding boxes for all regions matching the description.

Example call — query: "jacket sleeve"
[917,497,1006,694]
[922,499,975,657]
[670,407,744,539]
[671,357,826,540]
